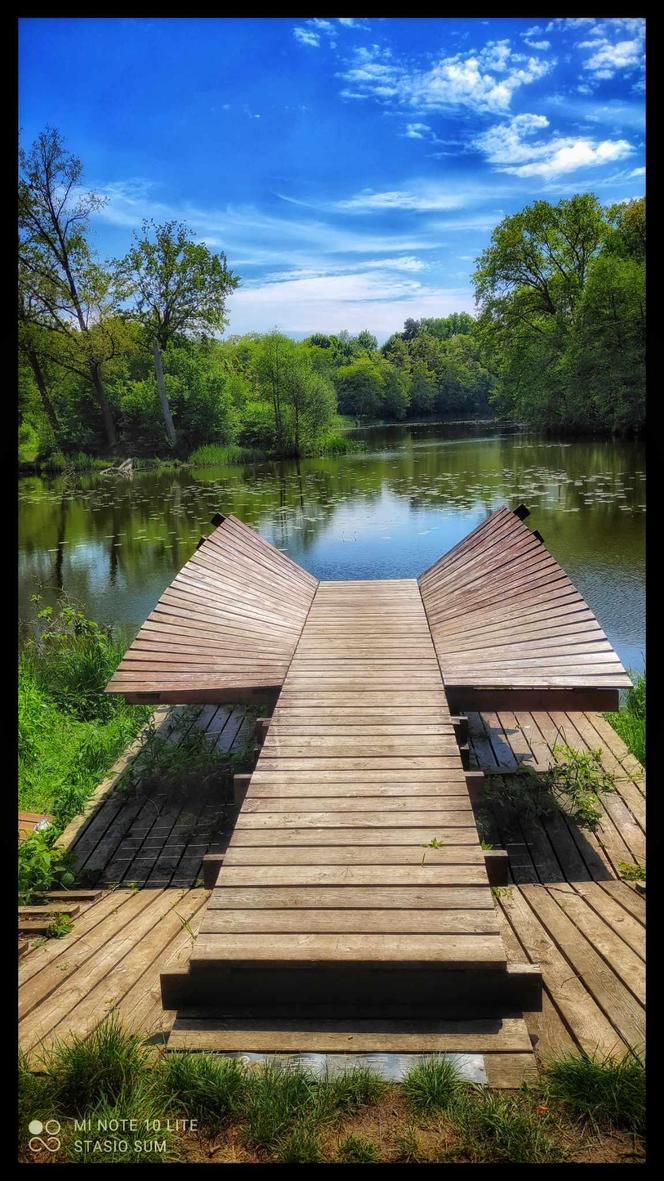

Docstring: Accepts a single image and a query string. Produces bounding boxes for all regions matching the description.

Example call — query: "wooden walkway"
[18,706,644,1076]
[197,580,500,964]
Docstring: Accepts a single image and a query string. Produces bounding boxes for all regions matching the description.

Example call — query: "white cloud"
[227,269,474,338]
[584,39,644,78]
[339,40,551,114]
[293,27,320,48]
[524,39,550,51]
[402,122,432,139]
[337,186,468,213]
[476,113,633,178]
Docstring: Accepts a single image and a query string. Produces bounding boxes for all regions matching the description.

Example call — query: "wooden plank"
[191,933,507,963]
[166,1016,532,1054]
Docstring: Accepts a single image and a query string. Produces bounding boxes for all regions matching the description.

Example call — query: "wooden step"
[164,1013,538,1088]
[161,961,541,1017]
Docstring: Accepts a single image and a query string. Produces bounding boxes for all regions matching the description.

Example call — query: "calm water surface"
[18,424,645,673]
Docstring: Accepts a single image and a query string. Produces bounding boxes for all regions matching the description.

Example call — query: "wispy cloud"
[293,17,369,50]
[475,113,633,178]
[339,39,551,114]
[228,268,474,337]
[337,186,468,213]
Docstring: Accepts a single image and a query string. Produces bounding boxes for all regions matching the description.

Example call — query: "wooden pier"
[19,506,638,1083]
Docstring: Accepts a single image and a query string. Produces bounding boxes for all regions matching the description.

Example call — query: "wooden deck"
[18,704,644,1078]
[106,514,318,704]
[64,704,256,889]
[20,506,641,1082]
[419,506,630,713]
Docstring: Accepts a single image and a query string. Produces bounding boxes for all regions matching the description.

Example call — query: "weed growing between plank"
[18,1020,646,1165]
[479,744,617,833]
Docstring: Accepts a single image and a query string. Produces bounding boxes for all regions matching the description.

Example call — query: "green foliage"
[402,1056,463,1113]
[154,1053,246,1130]
[481,745,616,832]
[543,1049,645,1134]
[18,601,150,897]
[337,1134,380,1163]
[451,1088,561,1163]
[46,913,74,938]
[18,833,76,903]
[618,861,645,882]
[606,671,645,766]
[474,194,645,435]
[41,1017,151,1115]
[274,1118,323,1164]
[244,1062,322,1151]
[322,1066,387,1114]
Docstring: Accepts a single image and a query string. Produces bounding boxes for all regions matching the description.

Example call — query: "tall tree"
[18,127,119,448]
[116,220,239,446]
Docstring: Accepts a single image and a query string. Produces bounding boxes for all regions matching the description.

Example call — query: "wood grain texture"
[419,506,631,706]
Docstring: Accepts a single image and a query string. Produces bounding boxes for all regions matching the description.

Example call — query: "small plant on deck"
[482,744,616,831]
[618,861,646,882]
[46,912,74,938]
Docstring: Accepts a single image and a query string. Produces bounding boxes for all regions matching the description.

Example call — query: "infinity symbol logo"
[28,1119,61,1153]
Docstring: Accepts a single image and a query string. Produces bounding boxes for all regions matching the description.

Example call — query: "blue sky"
[19,16,645,340]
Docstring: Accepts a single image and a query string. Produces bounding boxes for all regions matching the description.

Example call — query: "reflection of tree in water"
[19,430,645,643]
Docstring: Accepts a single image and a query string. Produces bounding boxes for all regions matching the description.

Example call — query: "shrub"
[482,744,616,831]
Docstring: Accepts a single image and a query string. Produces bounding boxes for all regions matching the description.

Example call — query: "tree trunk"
[152,340,177,448]
[26,347,60,436]
[90,362,118,449]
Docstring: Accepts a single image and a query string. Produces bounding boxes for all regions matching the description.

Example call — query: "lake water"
[18,423,645,674]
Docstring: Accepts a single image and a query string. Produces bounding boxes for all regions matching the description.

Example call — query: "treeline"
[19,126,644,464]
[474,193,645,435]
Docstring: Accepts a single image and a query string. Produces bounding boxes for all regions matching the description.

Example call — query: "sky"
[19,16,645,341]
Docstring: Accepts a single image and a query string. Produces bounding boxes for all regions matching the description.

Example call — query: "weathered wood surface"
[65,704,255,888]
[106,514,318,703]
[195,580,506,975]
[419,506,631,711]
[19,703,644,1072]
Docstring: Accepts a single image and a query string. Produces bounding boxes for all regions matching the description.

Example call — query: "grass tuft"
[543,1049,645,1134]
[274,1117,323,1163]
[244,1062,321,1152]
[321,1066,387,1114]
[451,1088,562,1163]
[337,1133,380,1163]
[402,1056,463,1113]
[40,1017,151,1115]
[153,1052,246,1130]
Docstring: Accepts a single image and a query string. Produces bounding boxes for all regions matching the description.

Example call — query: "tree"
[254,333,335,455]
[19,127,120,448]
[116,219,239,446]
[473,193,644,434]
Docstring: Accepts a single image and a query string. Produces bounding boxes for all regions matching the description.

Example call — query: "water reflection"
[18,425,645,673]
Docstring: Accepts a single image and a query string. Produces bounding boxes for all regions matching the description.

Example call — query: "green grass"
[18,1025,646,1165]
[19,601,151,899]
[337,1134,380,1163]
[153,1053,246,1131]
[188,442,262,466]
[450,1088,562,1164]
[402,1056,463,1113]
[618,861,645,881]
[542,1049,645,1134]
[39,1017,151,1115]
[605,671,645,766]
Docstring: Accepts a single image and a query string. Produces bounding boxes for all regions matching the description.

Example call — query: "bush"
[481,744,616,832]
